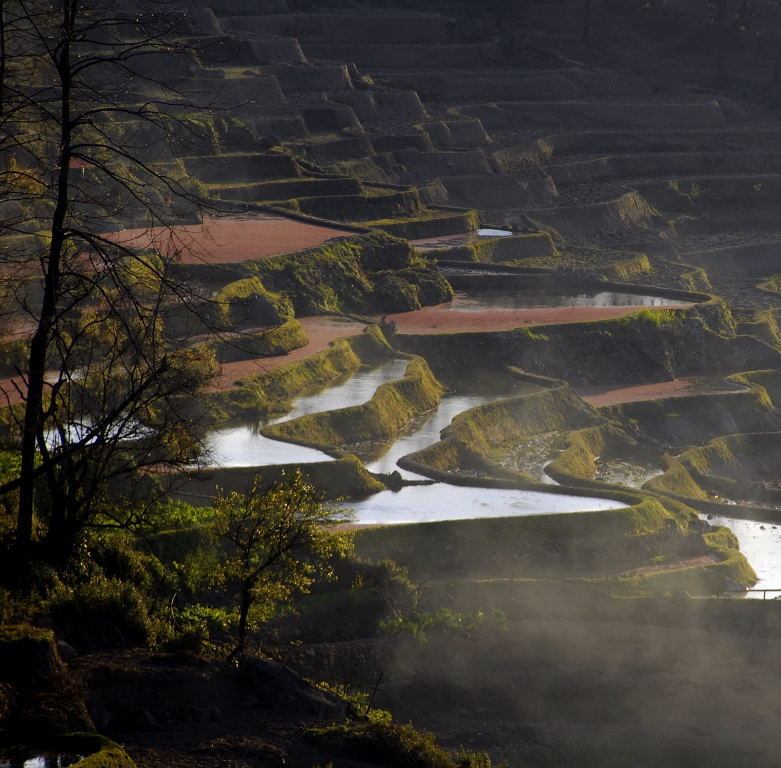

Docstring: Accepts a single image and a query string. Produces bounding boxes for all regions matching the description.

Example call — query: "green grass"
[263,357,443,451]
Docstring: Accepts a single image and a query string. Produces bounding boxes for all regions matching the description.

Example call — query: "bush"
[45,575,157,651]
[306,721,498,768]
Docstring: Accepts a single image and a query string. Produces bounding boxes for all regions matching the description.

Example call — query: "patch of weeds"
[378,607,507,643]
[306,721,501,768]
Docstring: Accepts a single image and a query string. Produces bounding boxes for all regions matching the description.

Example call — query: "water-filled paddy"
[350,484,625,525]
[702,514,781,598]
[204,360,626,524]
[205,359,408,467]
[445,289,687,311]
[365,393,499,478]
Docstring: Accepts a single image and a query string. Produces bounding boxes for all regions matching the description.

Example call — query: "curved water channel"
[205,360,625,523]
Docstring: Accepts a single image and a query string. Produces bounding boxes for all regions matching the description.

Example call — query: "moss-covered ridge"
[208,318,309,363]
[253,230,453,315]
[173,454,384,504]
[406,382,601,477]
[355,493,701,578]
[426,231,557,264]
[262,356,443,454]
[209,324,392,421]
[645,432,781,517]
[397,298,777,385]
[604,386,781,449]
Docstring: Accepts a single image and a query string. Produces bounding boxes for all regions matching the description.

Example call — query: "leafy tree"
[0,0,220,566]
[213,470,352,658]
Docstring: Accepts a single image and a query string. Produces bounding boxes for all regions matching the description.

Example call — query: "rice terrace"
[1,1,781,766]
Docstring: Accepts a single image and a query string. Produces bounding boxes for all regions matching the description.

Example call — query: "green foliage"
[44,574,158,650]
[313,680,392,724]
[306,721,499,768]
[64,734,137,768]
[378,607,507,643]
[213,470,353,651]
[263,357,443,452]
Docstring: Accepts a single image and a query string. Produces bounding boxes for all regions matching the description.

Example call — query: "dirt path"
[108,214,354,264]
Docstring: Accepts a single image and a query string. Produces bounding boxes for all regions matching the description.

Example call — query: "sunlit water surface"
[365,393,500,479]
[701,514,781,599]
[448,290,687,311]
[205,359,408,467]
[350,484,625,525]
[0,757,83,768]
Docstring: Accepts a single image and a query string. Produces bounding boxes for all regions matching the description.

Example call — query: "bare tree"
[0,0,220,565]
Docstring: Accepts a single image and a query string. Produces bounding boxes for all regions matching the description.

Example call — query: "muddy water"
[702,515,781,598]
[365,393,499,478]
[350,484,625,525]
[205,359,408,467]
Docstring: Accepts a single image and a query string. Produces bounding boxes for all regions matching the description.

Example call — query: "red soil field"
[1,317,367,406]
[209,316,366,391]
[577,377,744,406]
[109,214,354,264]
[383,303,690,335]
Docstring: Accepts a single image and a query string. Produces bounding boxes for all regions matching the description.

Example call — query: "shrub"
[306,721,498,768]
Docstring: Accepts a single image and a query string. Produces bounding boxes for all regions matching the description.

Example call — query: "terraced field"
[4,1,781,765]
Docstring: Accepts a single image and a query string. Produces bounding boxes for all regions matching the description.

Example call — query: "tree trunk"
[229,584,252,660]
[15,2,74,561]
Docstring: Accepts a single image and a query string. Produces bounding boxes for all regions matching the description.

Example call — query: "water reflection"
[702,515,781,598]
[0,756,83,768]
[366,394,498,478]
[351,484,625,525]
[205,359,408,467]
[270,359,408,425]
[448,290,685,311]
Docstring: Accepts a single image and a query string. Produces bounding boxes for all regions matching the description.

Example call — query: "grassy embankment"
[208,324,394,422]
[396,298,777,385]
[261,357,443,455]
[355,378,755,592]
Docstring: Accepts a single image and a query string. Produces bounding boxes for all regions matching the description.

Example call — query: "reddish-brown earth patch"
[620,554,720,577]
[383,303,689,335]
[1,318,366,404]
[209,316,366,391]
[109,214,354,264]
[576,376,744,406]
